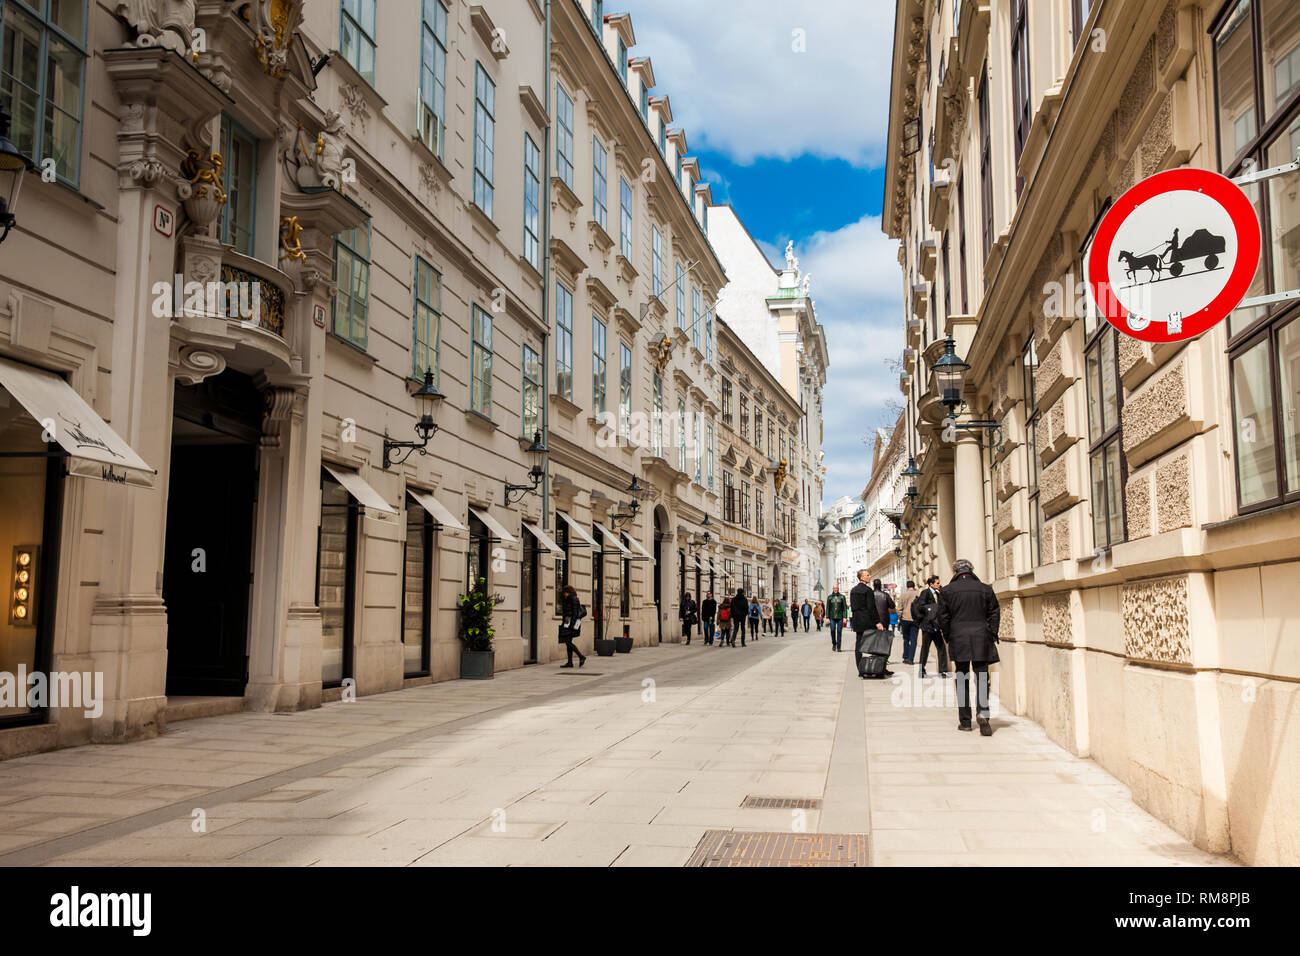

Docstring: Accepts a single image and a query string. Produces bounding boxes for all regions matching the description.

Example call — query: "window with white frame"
[592,315,607,415]
[413,256,440,382]
[470,305,493,416]
[691,285,701,350]
[522,344,541,438]
[340,0,376,84]
[676,262,686,328]
[619,341,632,438]
[619,176,633,258]
[651,225,663,295]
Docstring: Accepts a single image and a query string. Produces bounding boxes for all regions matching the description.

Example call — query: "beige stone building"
[885,0,1299,864]
[714,317,801,604]
[0,0,725,758]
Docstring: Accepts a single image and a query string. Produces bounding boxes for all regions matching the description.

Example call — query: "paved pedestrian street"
[0,633,1232,867]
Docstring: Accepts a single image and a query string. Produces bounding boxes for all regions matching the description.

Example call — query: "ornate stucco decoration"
[339,83,370,135]
[115,0,198,59]
[284,110,348,192]
[179,149,227,232]
[248,0,303,77]
[260,386,297,448]
[279,216,307,262]
[652,333,674,374]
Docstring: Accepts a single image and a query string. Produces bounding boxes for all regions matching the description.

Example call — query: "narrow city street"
[0,632,1230,867]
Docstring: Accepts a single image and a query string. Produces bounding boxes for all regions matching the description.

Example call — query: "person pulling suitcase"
[850,570,890,678]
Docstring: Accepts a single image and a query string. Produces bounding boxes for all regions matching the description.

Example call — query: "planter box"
[614,637,633,653]
[460,650,495,680]
[593,639,617,657]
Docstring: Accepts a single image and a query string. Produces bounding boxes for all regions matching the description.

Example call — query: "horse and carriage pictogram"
[1115,226,1227,285]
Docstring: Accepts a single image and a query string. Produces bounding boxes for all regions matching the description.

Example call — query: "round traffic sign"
[1087,167,1260,343]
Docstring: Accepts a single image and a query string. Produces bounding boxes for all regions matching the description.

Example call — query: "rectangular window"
[318,471,357,686]
[618,36,627,85]
[1010,0,1030,178]
[941,231,951,327]
[556,83,574,188]
[413,256,441,382]
[721,376,732,425]
[739,392,749,441]
[741,481,751,530]
[620,543,631,618]
[691,286,701,350]
[723,471,736,523]
[523,134,540,268]
[653,372,664,457]
[591,0,603,33]
[677,397,687,472]
[619,341,632,438]
[0,0,87,184]
[693,410,702,484]
[676,262,686,328]
[705,306,714,364]
[754,409,763,450]
[658,118,666,155]
[1071,0,1093,47]
[332,223,370,348]
[651,226,663,295]
[978,69,994,266]
[218,115,258,256]
[470,305,493,415]
[755,489,764,536]
[707,422,715,492]
[957,174,968,314]
[1023,341,1042,567]
[619,176,633,258]
[640,82,649,122]
[522,344,541,438]
[473,63,495,218]
[1085,328,1125,549]
[419,0,448,156]
[554,516,569,598]
[592,135,608,229]
[555,282,573,400]
[592,316,607,414]
[340,0,376,84]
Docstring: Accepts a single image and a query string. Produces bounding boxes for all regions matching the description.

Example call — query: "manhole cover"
[686,830,869,867]
[741,796,823,810]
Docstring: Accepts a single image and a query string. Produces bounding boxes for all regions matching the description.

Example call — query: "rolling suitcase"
[859,653,888,678]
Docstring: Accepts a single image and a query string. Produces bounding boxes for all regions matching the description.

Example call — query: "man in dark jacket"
[872,580,895,634]
[849,570,887,677]
[936,559,1001,735]
[825,584,848,651]
[730,589,749,647]
[700,591,717,645]
[913,574,950,679]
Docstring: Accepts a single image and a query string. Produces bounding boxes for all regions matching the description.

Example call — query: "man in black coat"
[913,574,950,679]
[849,570,887,677]
[936,558,1001,735]
[730,588,749,647]
[700,591,717,646]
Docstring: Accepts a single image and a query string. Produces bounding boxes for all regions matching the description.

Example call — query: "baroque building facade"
[885,0,1299,864]
[0,0,725,758]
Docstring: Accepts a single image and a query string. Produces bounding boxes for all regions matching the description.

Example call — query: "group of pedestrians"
[841,560,1002,736]
[679,590,826,646]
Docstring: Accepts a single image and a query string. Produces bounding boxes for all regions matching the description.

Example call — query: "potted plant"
[592,552,618,657]
[458,576,502,679]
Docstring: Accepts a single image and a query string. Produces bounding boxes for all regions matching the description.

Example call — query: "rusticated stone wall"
[1127,469,1153,539]
[1042,592,1072,645]
[1156,452,1193,533]
[1122,355,1190,463]
[1123,574,1191,664]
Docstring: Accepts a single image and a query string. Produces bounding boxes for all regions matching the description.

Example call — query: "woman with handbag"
[680,592,698,645]
[558,584,587,668]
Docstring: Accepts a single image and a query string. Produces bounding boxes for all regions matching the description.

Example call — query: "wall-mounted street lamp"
[505,432,547,505]
[0,105,36,245]
[688,515,713,555]
[382,368,443,469]
[905,482,938,512]
[931,334,1003,451]
[608,476,644,529]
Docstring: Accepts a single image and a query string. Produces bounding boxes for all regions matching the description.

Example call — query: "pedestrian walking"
[557,584,588,668]
[747,596,762,642]
[730,588,749,646]
[936,559,1001,735]
[914,575,951,679]
[680,592,698,645]
[701,591,717,646]
[898,580,920,664]
[761,598,774,633]
[718,600,732,646]
[800,599,812,631]
[773,597,787,636]
[813,599,826,630]
[850,570,889,677]
[873,580,895,643]
[825,583,848,652]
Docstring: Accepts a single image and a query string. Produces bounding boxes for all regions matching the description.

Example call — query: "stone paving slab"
[0,631,1240,867]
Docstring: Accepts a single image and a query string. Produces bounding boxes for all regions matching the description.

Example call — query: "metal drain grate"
[686,830,869,867]
[741,795,823,810]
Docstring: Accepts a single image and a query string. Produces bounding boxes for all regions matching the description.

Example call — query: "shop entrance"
[163,371,262,696]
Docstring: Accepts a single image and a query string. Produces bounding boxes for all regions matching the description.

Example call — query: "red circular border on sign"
[1087,167,1260,344]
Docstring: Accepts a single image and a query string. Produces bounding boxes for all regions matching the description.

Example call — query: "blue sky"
[617,0,904,508]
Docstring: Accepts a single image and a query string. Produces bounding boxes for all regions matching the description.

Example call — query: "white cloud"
[617,0,894,165]
[793,215,904,507]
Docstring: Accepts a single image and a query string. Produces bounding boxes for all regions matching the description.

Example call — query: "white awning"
[470,507,517,544]
[691,553,704,572]
[522,521,564,557]
[593,521,631,556]
[323,464,397,519]
[624,534,654,562]
[556,511,600,548]
[408,490,466,531]
[0,356,155,486]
